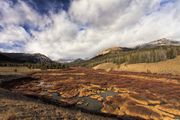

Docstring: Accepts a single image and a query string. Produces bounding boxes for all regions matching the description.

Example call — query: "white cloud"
[0,0,44,27]
[0,0,180,60]
[0,25,30,43]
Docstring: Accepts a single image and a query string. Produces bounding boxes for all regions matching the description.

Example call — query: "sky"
[0,0,180,60]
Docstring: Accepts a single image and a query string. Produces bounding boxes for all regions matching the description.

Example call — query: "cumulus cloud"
[0,0,180,60]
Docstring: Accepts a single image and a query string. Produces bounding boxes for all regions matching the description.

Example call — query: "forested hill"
[70,38,180,67]
[0,53,52,64]
[0,52,68,69]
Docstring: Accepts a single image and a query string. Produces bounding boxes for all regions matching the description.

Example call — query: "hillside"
[0,52,68,69]
[93,55,180,75]
[97,47,132,56]
[73,38,180,67]
[0,52,52,64]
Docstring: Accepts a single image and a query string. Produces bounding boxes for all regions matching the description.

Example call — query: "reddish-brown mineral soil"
[2,67,180,120]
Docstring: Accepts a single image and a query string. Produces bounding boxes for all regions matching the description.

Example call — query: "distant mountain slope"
[57,58,75,63]
[0,52,52,64]
[97,47,132,56]
[136,38,180,49]
[73,38,180,67]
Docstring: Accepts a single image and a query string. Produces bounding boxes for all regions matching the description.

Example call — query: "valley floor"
[0,85,114,120]
[0,67,180,120]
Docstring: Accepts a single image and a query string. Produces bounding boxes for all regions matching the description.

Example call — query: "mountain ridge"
[96,38,180,57]
[136,38,180,49]
[71,38,180,67]
[0,52,52,64]
[97,47,132,56]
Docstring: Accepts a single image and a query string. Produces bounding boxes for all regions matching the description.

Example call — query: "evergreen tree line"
[80,46,180,67]
[0,62,69,70]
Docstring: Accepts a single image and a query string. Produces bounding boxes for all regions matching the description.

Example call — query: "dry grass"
[93,63,118,72]
[1,109,17,120]
[5,67,180,120]
[0,67,41,75]
[0,88,113,120]
[93,56,180,75]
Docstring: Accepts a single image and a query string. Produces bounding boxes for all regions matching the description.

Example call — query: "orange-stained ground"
[4,67,180,120]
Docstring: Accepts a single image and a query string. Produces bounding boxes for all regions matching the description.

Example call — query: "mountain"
[67,58,85,67]
[57,58,75,63]
[73,38,180,67]
[96,38,179,57]
[72,58,85,63]
[136,38,180,49]
[97,47,132,56]
[0,52,52,64]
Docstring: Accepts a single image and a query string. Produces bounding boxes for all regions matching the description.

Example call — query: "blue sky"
[160,0,176,6]
[0,0,180,60]
[23,0,71,13]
